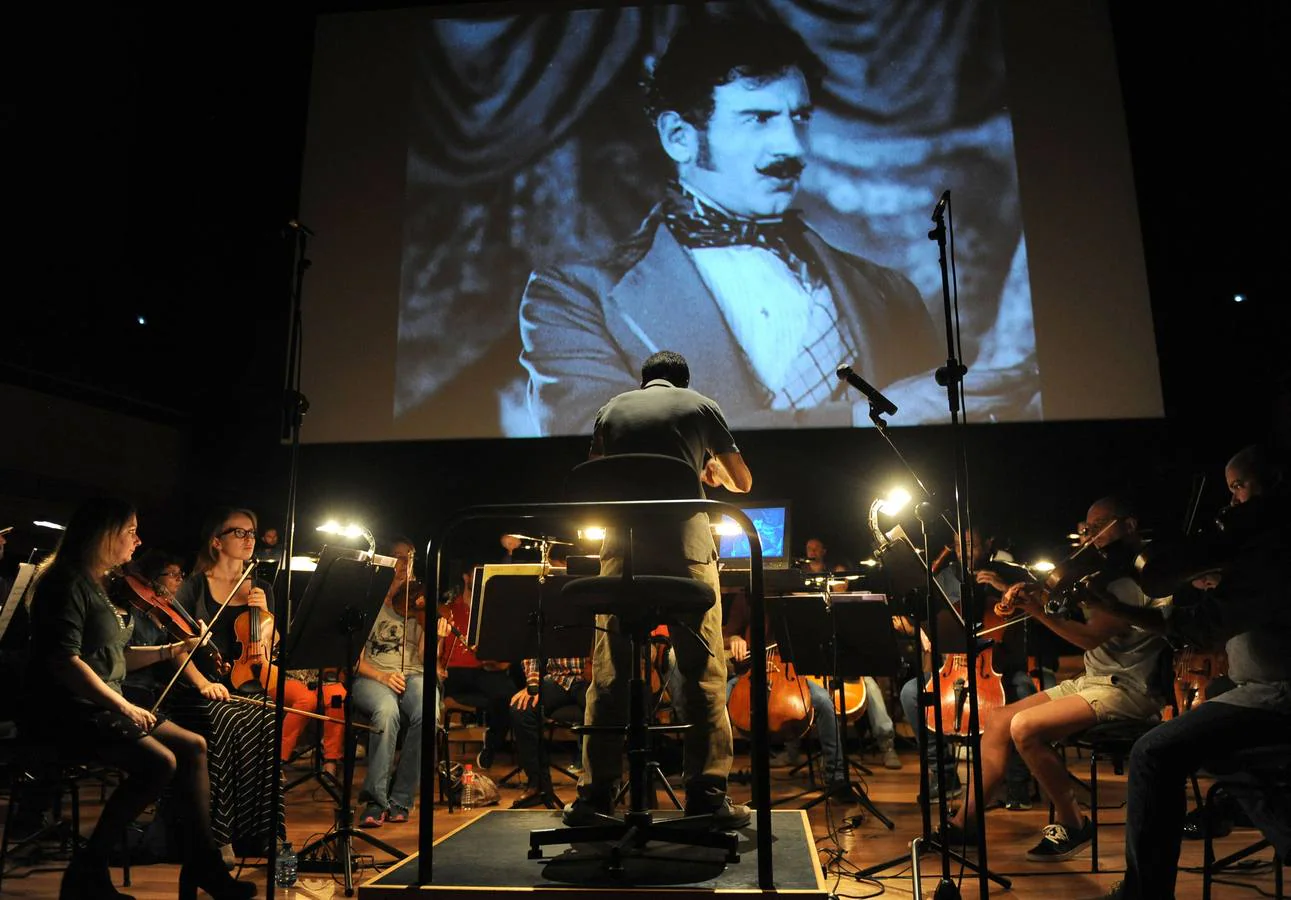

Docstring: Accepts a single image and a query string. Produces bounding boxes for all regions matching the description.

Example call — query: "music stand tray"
[284,546,402,895]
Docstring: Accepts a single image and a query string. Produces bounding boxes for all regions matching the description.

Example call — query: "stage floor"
[357,809,829,898]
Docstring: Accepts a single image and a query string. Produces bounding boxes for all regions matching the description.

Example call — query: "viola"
[111,572,230,679]
[230,587,280,695]
[727,643,814,742]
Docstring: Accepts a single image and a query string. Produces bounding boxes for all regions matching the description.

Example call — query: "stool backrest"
[565,454,702,505]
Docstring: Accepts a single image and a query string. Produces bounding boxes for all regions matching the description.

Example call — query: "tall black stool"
[527,454,741,871]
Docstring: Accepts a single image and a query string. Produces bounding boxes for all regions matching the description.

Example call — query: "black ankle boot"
[178,847,257,900]
[59,855,136,900]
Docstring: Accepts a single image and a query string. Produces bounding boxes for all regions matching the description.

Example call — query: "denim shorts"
[1044,673,1162,722]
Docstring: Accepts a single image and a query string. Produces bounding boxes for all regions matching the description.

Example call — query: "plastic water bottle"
[461,763,476,810]
[275,841,298,888]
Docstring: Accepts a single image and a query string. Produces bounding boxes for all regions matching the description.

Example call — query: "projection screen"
[298,0,1162,442]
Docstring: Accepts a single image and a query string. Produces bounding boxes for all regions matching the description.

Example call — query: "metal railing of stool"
[1201,743,1291,900]
[527,454,744,873]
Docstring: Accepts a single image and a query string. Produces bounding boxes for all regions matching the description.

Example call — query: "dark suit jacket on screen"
[518,206,940,436]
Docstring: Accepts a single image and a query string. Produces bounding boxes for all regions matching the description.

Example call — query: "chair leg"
[1089,753,1099,873]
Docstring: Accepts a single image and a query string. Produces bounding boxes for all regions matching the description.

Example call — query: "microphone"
[836,364,898,417]
[930,190,950,222]
[286,219,316,237]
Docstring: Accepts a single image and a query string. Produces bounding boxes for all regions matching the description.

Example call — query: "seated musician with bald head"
[939,497,1169,862]
[1082,446,1291,900]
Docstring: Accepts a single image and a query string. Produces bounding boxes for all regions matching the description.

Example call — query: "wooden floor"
[1,739,1280,899]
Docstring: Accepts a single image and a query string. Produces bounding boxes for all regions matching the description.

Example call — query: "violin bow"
[149,561,256,715]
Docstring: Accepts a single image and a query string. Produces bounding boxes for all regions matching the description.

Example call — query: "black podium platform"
[356,809,828,899]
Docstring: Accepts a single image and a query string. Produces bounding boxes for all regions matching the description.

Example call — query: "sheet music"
[0,562,37,643]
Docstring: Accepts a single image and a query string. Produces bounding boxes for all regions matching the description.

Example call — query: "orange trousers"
[281,678,346,762]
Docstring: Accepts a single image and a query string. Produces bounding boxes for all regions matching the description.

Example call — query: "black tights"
[91,721,213,862]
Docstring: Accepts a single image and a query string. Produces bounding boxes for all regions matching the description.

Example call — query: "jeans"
[1122,699,1291,899]
[862,676,896,746]
[511,677,588,787]
[352,673,424,812]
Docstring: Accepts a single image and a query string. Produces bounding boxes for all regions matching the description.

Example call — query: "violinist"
[352,536,429,829]
[941,497,1169,863]
[21,498,255,900]
[1083,446,1291,900]
[441,563,518,772]
[174,507,287,858]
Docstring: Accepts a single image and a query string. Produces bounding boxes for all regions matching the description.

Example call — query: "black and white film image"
[394,1,1040,439]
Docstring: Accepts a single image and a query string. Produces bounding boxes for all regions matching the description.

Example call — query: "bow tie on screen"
[663,187,820,286]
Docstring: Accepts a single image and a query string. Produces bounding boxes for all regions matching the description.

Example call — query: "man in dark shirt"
[564,350,754,829]
[1085,445,1291,900]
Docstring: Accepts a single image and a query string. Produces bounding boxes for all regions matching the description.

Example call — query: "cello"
[727,642,815,742]
[922,552,1013,737]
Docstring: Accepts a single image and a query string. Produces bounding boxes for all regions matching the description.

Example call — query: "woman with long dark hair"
[22,497,256,900]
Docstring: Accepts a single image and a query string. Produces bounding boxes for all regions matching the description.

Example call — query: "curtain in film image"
[394,0,1040,439]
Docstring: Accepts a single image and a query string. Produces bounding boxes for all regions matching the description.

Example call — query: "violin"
[230,582,279,695]
[727,643,814,742]
[997,523,1124,621]
[111,572,231,679]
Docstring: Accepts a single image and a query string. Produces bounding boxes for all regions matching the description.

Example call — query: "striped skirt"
[167,691,284,854]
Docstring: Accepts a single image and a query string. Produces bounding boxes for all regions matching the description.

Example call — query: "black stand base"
[511,783,566,811]
[778,778,895,830]
[298,812,408,896]
[613,761,682,811]
[855,837,1012,889]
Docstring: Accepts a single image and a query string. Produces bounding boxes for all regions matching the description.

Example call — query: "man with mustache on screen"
[519,15,974,436]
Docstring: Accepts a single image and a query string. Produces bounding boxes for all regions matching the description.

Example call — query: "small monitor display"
[717,504,790,563]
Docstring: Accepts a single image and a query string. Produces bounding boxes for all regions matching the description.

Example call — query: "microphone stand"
[842,193,1006,899]
[266,219,313,900]
[926,192,991,900]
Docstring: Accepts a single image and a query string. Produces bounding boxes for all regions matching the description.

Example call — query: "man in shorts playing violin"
[940,497,1169,862]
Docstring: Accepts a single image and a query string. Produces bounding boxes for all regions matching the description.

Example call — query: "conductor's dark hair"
[641,350,690,388]
[645,15,825,128]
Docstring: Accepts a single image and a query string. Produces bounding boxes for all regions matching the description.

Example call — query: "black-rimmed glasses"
[218,527,257,540]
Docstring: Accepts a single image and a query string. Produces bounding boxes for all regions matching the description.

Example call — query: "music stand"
[470,564,595,808]
[284,546,403,896]
[772,591,897,829]
[858,527,1011,890]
